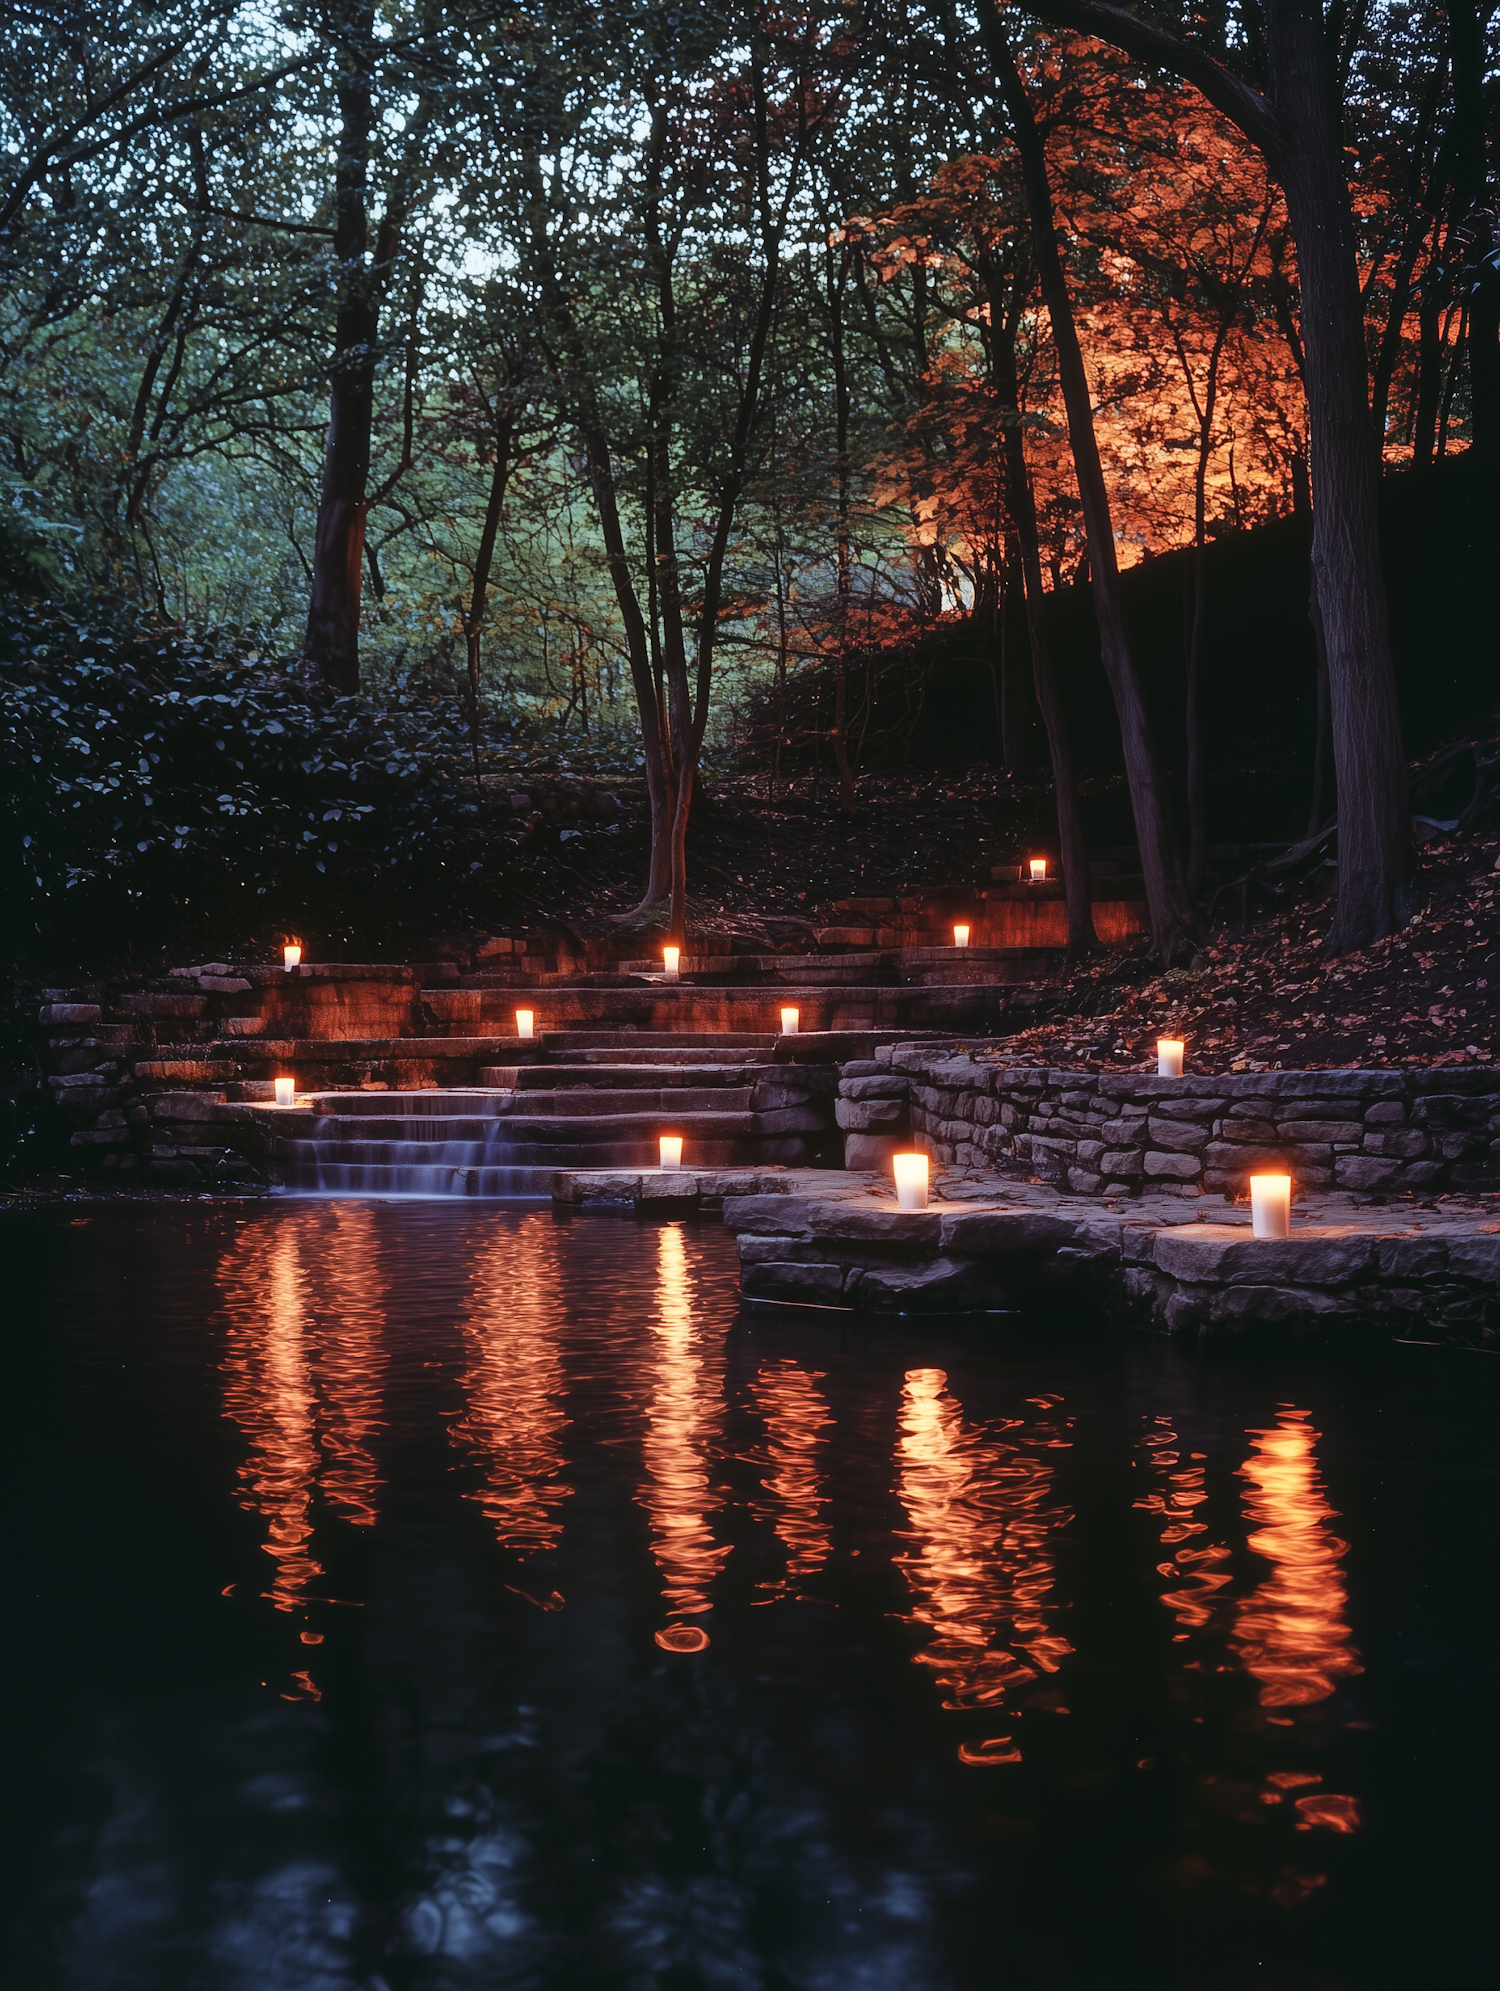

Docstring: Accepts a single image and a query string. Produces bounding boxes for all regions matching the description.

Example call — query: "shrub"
[1,602,516,975]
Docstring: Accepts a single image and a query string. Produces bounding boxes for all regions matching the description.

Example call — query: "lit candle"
[780,1006,799,1034]
[663,945,680,982]
[659,1133,683,1171]
[283,943,301,969]
[274,1076,295,1107]
[516,1009,534,1040]
[1250,1174,1291,1239]
[953,923,970,947]
[892,1151,930,1211]
[1028,858,1047,882]
[1157,1038,1185,1077]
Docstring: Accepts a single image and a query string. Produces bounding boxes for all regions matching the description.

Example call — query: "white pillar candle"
[1028,858,1047,882]
[659,1134,683,1171]
[780,1006,799,1034]
[1250,1174,1291,1239]
[663,945,680,982]
[283,944,301,969]
[274,1077,295,1107]
[1157,1038,1185,1077]
[892,1151,930,1211]
[515,1009,534,1040]
[953,924,970,948]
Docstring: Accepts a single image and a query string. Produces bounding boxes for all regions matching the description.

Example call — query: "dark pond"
[4,1201,1495,1990]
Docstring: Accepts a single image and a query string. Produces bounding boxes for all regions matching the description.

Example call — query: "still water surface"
[5,1202,1495,1990]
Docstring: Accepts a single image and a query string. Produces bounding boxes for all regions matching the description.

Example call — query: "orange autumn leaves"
[857,37,1310,592]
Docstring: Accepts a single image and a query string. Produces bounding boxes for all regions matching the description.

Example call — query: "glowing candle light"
[659,1134,683,1171]
[892,1151,930,1211]
[663,945,680,982]
[283,943,302,970]
[515,1009,534,1040]
[274,1077,295,1107]
[780,1006,800,1035]
[1028,858,1047,883]
[1250,1174,1291,1240]
[1157,1038,1185,1077]
[953,924,970,948]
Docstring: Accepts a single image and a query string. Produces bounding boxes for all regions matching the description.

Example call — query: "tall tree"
[987,0,1418,952]
[983,18,1198,962]
[302,1,447,692]
[516,6,832,933]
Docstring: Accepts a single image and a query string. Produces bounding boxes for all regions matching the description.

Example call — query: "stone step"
[280,1136,516,1166]
[296,1117,507,1142]
[281,1159,550,1197]
[483,1108,760,1141]
[510,1061,774,1090]
[512,1087,757,1116]
[288,1133,805,1165]
[618,952,893,978]
[539,1031,778,1050]
[486,1137,802,1167]
[296,1088,510,1116]
[481,1052,764,1075]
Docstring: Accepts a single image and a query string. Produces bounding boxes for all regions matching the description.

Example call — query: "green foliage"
[0,601,518,972]
[0,501,76,599]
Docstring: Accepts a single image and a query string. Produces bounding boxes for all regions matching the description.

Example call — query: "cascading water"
[278,1091,550,1197]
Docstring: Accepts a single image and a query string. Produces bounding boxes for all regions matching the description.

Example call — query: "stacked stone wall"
[31,966,458,1187]
[857,1045,1500,1200]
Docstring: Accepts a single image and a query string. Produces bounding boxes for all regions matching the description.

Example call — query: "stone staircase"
[41,867,1155,1191]
[274,1050,839,1192]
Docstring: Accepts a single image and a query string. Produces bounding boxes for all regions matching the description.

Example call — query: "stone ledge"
[551,1166,793,1209]
[718,1167,1500,1341]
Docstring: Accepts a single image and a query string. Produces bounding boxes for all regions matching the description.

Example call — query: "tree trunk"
[992,308,1095,956]
[461,389,520,767]
[1293,455,1333,835]
[1184,545,1208,896]
[1267,0,1414,947]
[1004,0,1417,951]
[991,562,1009,772]
[1471,255,1500,462]
[985,24,1194,961]
[1446,0,1498,463]
[303,1,379,694]
[581,413,673,910]
[526,120,673,917]
[828,246,860,816]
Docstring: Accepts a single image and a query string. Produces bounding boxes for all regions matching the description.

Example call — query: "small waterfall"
[276,1092,551,1198]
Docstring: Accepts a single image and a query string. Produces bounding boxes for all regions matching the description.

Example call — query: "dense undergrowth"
[1,602,529,973]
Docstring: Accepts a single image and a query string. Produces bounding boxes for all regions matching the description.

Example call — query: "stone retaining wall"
[856,1045,1500,1200]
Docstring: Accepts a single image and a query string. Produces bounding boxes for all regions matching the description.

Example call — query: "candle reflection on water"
[893,1370,1073,1761]
[218,1207,386,1643]
[1232,1406,1363,1707]
[642,1224,729,1650]
[450,1227,571,1563]
[750,1358,833,1595]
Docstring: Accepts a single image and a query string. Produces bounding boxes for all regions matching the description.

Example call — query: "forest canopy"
[3,1,1496,957]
